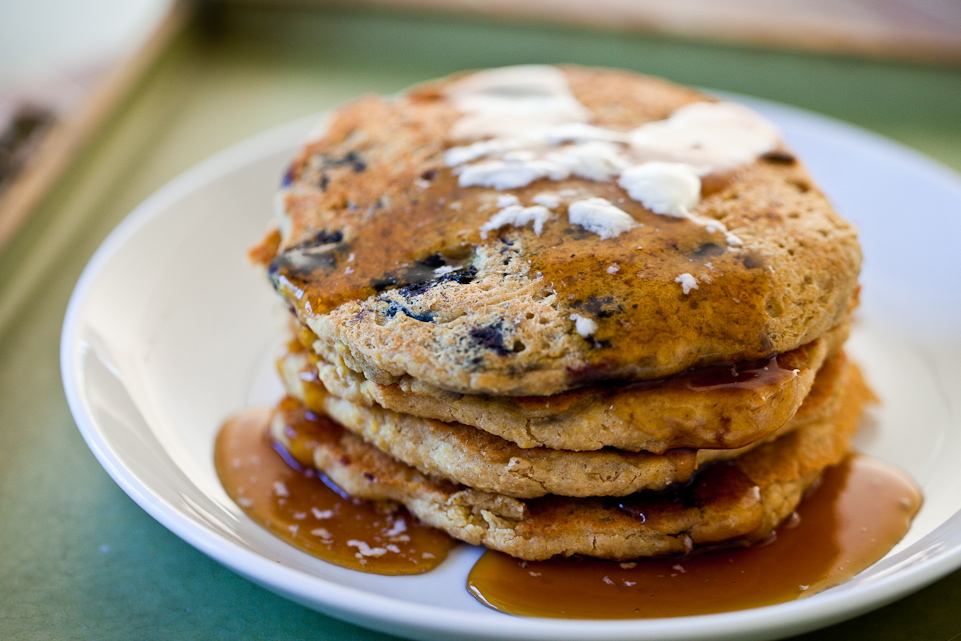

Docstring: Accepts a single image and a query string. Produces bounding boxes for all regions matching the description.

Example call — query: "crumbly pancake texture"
[256,65,861,396]
[287,319,848,453]
[276,347,848,498]
[271,359,869,561]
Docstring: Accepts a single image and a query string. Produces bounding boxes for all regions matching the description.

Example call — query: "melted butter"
[215,404,456,575]
[467,455,922,618]
[627,101,782,173]
[444,65,591,140]
[443,67,779,204]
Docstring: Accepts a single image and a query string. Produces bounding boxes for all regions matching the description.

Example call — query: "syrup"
[215,407,455,575]
[467,455,921,618]
[215,410,921,616]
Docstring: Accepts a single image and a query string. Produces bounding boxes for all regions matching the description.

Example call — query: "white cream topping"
[569,313,598,338]
[618,162,701,218]
[675,273,699,294]
[444,65,591,140]
[628,101,780,173]
[481,204,553,238]
[456,159,569,190]
[568,198,638,239]
[444,138,529,166]
[546,141,630,182]
[443,66,781,241]
[542,122,629,144]
[532,192,561,209]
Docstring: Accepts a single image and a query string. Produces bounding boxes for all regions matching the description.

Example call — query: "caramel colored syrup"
[467,455,921,618]
[217,405,922,617]
[215,408,456,575]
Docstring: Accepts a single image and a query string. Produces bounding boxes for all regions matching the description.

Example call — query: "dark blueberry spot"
[692,242,725,259]
[269,248,338,281]
[400,281,433,297]
[343,151,366,172]
[399,265,477,297]
[318,150,367,174]
[281,165,295,187]
[469,322,510,356]
[318,174,329,191]
[384,301,433,322]
[572,296,620,319]
[399,260,443,288]
[375,254,477,298]
[283,230,346,254]
[419,253,446,268]
[372,276,399,292]
[760,150,797,165]
[420,168,437,181]
[441,266,477,285]
[315,229,343,244]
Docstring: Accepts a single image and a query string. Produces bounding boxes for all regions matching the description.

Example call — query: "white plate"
[62,95,961,641]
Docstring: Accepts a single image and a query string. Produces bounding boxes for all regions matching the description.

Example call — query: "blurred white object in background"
[0,0,174,249]
[0,0,172,87]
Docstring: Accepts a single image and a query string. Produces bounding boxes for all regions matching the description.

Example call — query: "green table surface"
[2,5,961,640]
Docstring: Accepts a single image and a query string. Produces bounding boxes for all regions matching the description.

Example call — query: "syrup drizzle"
[215,408,456,575]
[467,455,921,618]
[215,409,921,616]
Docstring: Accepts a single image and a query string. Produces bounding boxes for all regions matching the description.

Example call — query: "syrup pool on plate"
[215,405,456,575]
[216,405,920,614]
[467,455,921,618]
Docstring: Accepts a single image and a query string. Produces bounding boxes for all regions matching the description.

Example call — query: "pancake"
[235,65,874,566]
[270,359,870,561]
[278,341,850,499]
[288,318,848,453]
[254,65,861,397]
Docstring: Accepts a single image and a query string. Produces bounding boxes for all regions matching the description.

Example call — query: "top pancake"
[256,65,861,396]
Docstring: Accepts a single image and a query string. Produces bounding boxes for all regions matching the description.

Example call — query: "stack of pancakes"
[249,65,868,561]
